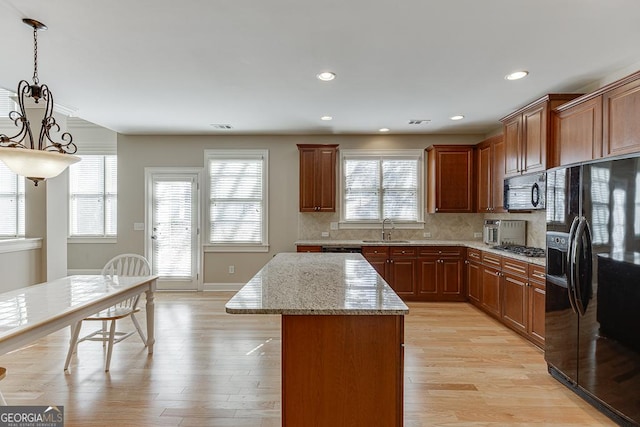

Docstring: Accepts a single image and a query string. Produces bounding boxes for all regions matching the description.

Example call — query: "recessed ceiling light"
[505,70,529,81]
[379,128,390,132]
[450,115,464,121]
[317,71,336,81]
[321,116,333,121]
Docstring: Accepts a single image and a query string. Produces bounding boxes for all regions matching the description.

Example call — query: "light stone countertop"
[225,253,409,315]
[295,239,546,267]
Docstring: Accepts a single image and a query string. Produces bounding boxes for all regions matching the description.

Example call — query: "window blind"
[208,152,266,244]
[69,155,117,237]
[0,162,25,237]
[153,179,193,277]
[0,88,16,118]
[343,152,420,222]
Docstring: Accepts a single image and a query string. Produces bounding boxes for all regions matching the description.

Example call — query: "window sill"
[204,244,269,253]
[68,237,117,244]
[338,222,425,230]
[0,238,43,254]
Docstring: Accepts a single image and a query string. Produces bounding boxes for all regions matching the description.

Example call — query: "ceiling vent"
[408,120,430,125]
[211,124,233,130]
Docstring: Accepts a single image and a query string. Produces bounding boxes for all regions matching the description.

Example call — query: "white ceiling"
[1,0,640,136]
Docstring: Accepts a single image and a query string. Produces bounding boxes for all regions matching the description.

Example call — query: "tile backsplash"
[298,210,547,248]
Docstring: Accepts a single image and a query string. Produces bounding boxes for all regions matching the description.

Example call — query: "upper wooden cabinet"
[476,135,505,213]
[603,76,640,157]
[427,145,475,213]
[551,70,640,166]
[552,96,603,166]
[501,94,581,177]
[297,144,338,212]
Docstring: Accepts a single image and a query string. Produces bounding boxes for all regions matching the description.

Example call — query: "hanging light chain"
[32,25,39,85]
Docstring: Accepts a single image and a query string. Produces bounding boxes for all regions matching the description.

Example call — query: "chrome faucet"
[382,218,395,241]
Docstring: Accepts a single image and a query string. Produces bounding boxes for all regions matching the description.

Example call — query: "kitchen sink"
[361,240,410,243]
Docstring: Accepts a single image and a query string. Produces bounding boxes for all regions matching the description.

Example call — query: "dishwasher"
[321,246,362,253]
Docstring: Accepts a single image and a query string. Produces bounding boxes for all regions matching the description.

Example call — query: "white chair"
[65,254,151,372]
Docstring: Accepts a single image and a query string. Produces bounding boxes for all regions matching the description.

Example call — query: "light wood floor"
[0,292,614,426]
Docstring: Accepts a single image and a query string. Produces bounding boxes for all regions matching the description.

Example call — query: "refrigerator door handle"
[566,216,580,314]
[572,217,592,316]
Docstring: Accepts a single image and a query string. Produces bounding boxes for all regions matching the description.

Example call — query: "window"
[206,149,268,249]
[0,162,25,237]
[68,155,117,238]
[0,88,17,117]
[341,150,423,224]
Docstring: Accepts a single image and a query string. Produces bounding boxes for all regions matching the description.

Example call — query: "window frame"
[204,149,269,253]
[339,149,425,229]
[67,154,118,243]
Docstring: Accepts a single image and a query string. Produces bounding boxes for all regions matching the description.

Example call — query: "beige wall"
[67,133,484,283]
[0,248,42,292]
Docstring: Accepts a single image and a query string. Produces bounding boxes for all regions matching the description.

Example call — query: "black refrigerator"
[545,156,640,426]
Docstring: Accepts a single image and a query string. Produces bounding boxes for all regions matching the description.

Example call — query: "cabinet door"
[603,78,640,157]
[389,258,416,297]
[492,136,506,212]
[466,260,481,304]
[503,116,522,177]
[476,143,492,212]
[298,148,318,212]
[417,257,438,297]
[522,104,547,173]
[552,96,603,166]
[481,266,501,318]
[441,258,464,299]
[429,146,474,213]
[316,147,337,212]
[501,272,527,334]
[362,246,390,281]
[528,280,546,347]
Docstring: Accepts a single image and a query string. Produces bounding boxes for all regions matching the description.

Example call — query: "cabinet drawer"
[297,245,322,253]
[390,246,417,257]
[529,264,546,284]
[467,248,482,261]
[362,246,389,256]
[482,251,502,267]
[501,257,528,277]
[418,246,463,257]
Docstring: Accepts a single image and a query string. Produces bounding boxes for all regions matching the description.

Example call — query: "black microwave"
[504,172,546,211]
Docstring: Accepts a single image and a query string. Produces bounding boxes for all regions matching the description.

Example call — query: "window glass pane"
[343,154,420,223]
[0,162,24,237]
[0,88,16,117]
[153,180,192,277]
[69,155,117,237]
[208,152,266,244]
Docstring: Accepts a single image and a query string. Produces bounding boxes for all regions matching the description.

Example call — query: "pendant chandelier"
[0,18,80,186]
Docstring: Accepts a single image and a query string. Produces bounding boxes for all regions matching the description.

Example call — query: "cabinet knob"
[401,250,406,254]
[435,208,439,212]
[495,271,500,276]
[465,260,469,264]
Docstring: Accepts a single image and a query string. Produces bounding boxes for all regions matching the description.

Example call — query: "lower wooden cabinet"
[296,245,322,253]
[417,247,465,301]
[388,247,417,298]
[465,249,546,348]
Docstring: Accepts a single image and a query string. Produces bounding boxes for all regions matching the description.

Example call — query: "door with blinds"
[145,169,201,291]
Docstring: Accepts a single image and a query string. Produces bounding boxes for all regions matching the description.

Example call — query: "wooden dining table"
[0,275,158,356]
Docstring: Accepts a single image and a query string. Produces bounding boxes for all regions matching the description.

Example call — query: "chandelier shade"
[0,18,80,186]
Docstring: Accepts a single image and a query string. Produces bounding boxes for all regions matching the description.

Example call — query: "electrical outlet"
[474,232,483,238]
[228,265,235,274]
[133,222,145,231]
[423,232,432,238]
[330,222,339,230]
[321,231,330,237]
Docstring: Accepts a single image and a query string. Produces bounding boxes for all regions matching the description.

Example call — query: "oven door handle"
[566,216,580,314]
[531,182,540,207]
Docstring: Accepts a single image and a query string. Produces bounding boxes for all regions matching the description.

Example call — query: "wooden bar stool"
[0,367,7,405]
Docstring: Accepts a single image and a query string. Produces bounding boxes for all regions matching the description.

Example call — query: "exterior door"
[146,168,201,290]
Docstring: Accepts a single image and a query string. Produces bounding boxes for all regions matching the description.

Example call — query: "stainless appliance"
[321,246,362,253]
[504,172,546,211]
[483,219,526,246]
[545,156,640,425]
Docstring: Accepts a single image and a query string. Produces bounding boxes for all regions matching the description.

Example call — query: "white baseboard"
[68,268,102,275]
[204,282,244,292]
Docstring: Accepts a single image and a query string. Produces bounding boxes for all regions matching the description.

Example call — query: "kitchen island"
[226,252,409,427]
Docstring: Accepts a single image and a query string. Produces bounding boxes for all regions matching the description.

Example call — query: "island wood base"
[282,314,404,427]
